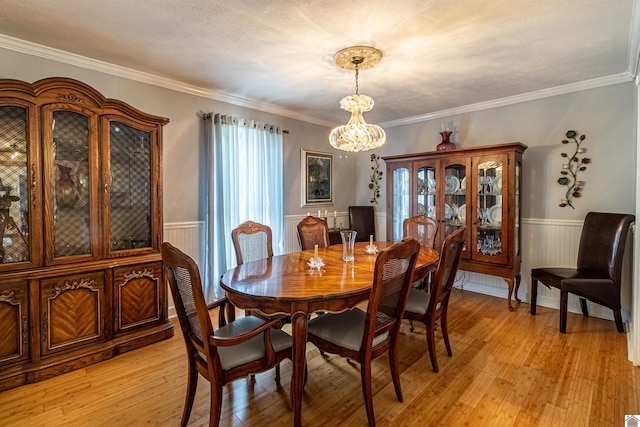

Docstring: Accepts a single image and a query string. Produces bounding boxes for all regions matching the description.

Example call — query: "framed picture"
[301,149,333,206]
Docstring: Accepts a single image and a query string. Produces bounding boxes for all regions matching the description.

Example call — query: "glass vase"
[437,131,456,151]
[56,164,78,208]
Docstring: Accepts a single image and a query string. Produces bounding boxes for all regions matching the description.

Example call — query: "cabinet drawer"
[113,262,163,333]
[0,281,29,366]
[40,271,105,356]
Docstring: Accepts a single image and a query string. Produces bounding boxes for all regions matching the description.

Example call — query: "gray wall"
[353,82,637,221]
[1,47,636,226]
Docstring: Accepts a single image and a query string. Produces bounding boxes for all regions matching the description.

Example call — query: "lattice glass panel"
[0,106,30,263]
[52,111,91,257]
[109,122,152,250]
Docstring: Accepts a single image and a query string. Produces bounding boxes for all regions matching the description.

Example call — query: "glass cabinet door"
[443,160,468,256]
[474,155,508,264]
[389,163,411,242]
[0,103,38,268]
[416,161,437,221]
[43,107,99,264]
[105,118,158,256]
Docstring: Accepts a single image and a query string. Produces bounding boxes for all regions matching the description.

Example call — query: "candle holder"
[307,256,325,270]
[364,244,378,255]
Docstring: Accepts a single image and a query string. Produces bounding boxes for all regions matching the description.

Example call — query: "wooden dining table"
[220,241,438,427]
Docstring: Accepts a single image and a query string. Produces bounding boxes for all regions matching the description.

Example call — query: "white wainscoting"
[163,216,634,324]
[163,221,205,318]
[443,217,631,323]
[522,218,634,323]
[164,221,205,265]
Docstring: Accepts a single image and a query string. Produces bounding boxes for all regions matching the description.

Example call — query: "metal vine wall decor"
[369,154,383,204]
[558,130,591,208]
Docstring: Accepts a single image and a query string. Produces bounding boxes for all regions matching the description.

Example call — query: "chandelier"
[329,46,386,152]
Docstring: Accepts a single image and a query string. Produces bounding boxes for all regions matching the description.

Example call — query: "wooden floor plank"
[1,290,639,426]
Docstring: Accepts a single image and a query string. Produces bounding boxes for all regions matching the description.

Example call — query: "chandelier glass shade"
[329,94,386,152]
[329,46,386,152]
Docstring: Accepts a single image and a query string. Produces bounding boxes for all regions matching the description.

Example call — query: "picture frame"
[301,149,333,206]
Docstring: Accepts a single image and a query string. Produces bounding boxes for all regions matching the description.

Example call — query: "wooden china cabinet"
[383,142,527,310]
[0,78,173,391]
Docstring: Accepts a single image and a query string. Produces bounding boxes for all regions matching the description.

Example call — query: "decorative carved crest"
[239,221,267,234]
[51,277,98,299]
[56,93,85,104]
[123,268,155,283]
[0,290,17,305]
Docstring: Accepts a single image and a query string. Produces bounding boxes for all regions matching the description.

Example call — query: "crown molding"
[628,0,640,76]
[0,34,635,130]
[380,72,635,128]
[0,34,336,128]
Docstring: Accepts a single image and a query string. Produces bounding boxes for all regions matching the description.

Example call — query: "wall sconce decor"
[369,153,382,204]
[558,130,590,208]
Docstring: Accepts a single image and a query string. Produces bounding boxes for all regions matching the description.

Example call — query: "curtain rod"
[204,113,289,134]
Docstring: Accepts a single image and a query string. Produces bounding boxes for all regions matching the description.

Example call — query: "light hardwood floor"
[2,290,639,426]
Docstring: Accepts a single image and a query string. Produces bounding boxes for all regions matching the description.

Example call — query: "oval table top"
[220,241,438,311]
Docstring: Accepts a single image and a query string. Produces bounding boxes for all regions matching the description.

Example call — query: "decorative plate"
[458,204,466,223]
[445,203,453,219]
[489,204,502,225]
[460,176,466,192]
[418,203,426,215]
[445,175,460,194]
[427,178,436,193]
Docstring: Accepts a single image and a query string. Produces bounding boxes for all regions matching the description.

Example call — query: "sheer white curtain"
[202,113,284,303]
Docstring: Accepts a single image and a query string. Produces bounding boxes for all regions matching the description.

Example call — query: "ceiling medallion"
[329,46,386,153]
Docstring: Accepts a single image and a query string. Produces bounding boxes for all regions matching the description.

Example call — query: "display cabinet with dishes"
[0,78,173,391]
[383,142,526,310]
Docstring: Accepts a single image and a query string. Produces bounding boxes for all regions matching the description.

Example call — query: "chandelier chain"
[355,63,359,95]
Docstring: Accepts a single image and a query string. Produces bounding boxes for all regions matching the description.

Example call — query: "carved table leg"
[514,273,522,304]
[290,309,308,427]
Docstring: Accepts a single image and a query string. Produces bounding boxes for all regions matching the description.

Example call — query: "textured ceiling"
[0,0,637,126]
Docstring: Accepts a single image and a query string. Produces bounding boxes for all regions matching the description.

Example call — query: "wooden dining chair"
[530,212,635,333]
[403,226,466,373]
[296,215,330,249]
[307,238,420,426]
[231,220,290,321]
[403,214,438,290]
[161,242,292,427]
[231,220,273,264]
[403,214,438,248]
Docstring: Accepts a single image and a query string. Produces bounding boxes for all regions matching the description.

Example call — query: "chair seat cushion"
[407,287,438,315]
[215,315,292,370]
[532,267,613,289]
[308,308,388,352]
[532,267,617,307]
